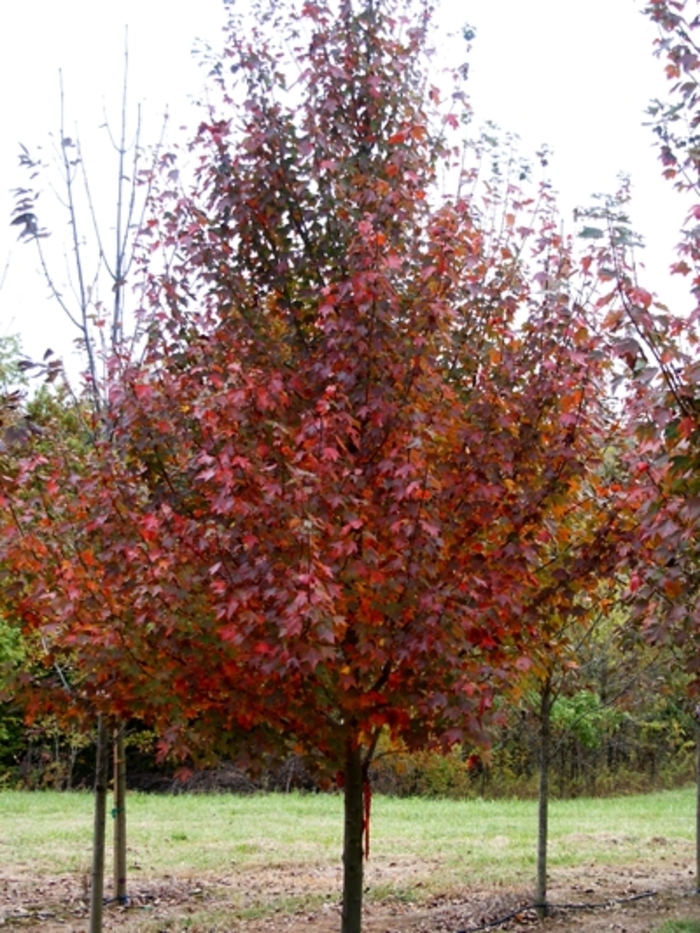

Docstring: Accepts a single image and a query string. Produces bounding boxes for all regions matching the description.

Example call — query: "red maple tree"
[0,2,622,930]
[601,1,700,668]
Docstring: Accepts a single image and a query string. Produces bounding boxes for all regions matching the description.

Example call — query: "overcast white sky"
[0,0,690,372]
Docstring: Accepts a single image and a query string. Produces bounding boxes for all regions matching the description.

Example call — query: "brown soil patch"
[1,858,699,932]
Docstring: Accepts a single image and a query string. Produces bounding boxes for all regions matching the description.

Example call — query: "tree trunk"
[113,727,127,905]
[341,738,364,933]
[695,711,700,894]
[536,680,552,920]
[89,715,109,933]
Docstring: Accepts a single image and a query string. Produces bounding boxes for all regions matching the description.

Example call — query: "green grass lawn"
[0,787,696,932]
[0,784,694,886]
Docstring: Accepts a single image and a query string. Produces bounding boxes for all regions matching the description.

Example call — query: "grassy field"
[0,784,695,890]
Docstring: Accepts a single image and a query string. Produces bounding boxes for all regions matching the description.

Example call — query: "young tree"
[8,42,165,927]
[599,0,700,893]
[1,2,622,930]
[525,496,627,917]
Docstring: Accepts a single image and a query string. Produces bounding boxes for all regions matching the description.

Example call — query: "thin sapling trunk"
[696,709,700,893]
[113,727,127,905]
[89,715,109,933]
[536,678,553,919]
[341,738,365,933]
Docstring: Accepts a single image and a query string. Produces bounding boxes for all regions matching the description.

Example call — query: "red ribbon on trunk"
[362,770,372,860]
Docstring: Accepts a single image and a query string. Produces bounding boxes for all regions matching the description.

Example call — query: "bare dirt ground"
[2,856,699,933]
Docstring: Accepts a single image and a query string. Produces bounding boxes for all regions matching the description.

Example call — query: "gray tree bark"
[113,728,127,905]
[89,716,109,933]
[536,679,553,919]
[695,711,700,893]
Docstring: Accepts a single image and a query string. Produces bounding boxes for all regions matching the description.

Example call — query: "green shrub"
[370,744,474,798]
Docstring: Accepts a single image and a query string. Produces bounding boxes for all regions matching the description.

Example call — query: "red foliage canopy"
[0,0,616,775]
